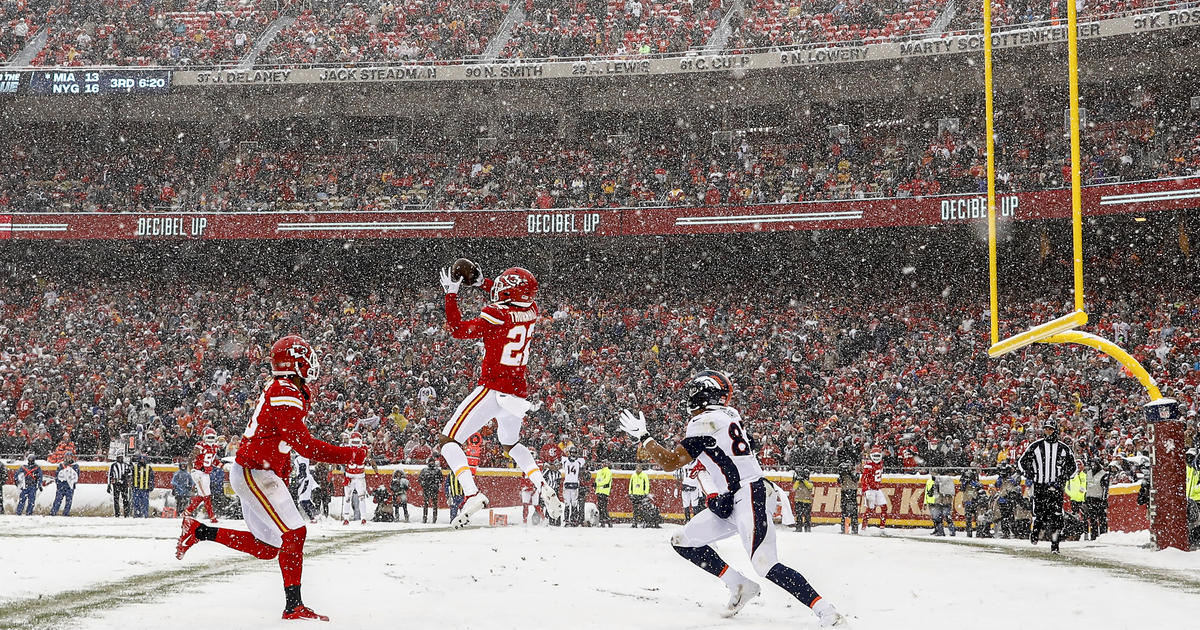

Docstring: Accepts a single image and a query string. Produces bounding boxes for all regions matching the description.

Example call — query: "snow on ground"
[1,511,1197,630]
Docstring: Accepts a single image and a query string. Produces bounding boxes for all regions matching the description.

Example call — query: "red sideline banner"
[5,178,1199,240]
[20,463,1151,530]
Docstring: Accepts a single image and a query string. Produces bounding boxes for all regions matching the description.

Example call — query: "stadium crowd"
[1,241,1197,484]
[4,0,1190,67]
[1,104,1196,213]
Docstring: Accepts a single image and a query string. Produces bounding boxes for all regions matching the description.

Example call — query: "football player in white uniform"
[678,461,702,522]
[560,447,587,527]
[619,370,845,627]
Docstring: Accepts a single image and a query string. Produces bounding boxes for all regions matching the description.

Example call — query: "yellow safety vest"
[1187,466,1200,502]
[1065,471,1087,502]
[924,478,936,505]
[447,472,463,498]
[629,472,649,496]
[594,468,612,496]
[131,463,153,491]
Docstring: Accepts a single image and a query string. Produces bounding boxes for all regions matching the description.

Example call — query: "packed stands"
[501,0,723,59]
[259,0,508,65]
[1,97,1196,213]
[0,232,1194,478]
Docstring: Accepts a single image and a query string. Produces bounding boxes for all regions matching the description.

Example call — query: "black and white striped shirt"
[1018,438,1076,486]
[108,461,128,487]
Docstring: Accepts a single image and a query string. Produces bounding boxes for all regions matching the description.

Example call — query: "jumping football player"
[860,447,888,532]
[437,262,563,528]
[176,335,368,622]
[618,370,845,627]
[185,426,222,522]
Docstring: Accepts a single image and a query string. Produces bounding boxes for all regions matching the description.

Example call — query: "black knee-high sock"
[766,563,821,608]
[194,522,217,541]
[672,545,728,578]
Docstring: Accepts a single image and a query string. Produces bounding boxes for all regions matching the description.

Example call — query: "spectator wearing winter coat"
[1084,460,1111,539]
[419,458,442,523]
[107,455,131,517]
[16,455,42,515]
[50,455,80,516]
[391,471,410,522]
[945,440,970,470]
[172,461,194,513]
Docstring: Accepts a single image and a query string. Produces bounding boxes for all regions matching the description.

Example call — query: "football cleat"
[343,519,349,525]
[539,484,564,520]
[451,492,489,529]
[176,516,201,560]
[720,581,761,618]
[361,519,366,525]
[282,606,329,621]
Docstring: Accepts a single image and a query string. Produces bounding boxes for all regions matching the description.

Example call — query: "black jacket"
[418,466,441,494]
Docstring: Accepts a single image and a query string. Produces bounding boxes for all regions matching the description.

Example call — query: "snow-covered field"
[1,511,1197,630]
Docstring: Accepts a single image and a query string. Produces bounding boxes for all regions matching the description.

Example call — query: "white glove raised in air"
[618,409,649,441]
[439,267,461,294]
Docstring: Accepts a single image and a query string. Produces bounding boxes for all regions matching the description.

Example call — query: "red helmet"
[270,335,321,382]
[349,431,363,448]
[870,448,882,463]
[203,427,218,445]
[491,267,538,304]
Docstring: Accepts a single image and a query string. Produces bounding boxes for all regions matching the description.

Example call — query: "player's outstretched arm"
[619,409,692,472]
[278,413,366,467]
[440,267,489,339]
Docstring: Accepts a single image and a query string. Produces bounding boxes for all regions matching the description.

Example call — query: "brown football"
[451,258,480,285]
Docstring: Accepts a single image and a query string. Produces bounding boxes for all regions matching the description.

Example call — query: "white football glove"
[469,263,485,287]
[618,409,649,441]
[439,267,461,294]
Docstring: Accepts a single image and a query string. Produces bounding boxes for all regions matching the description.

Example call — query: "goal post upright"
[984,0,999,347]
[980,0,1186,550]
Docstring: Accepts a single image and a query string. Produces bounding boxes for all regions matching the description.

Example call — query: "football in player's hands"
[451,258,482,286]
[618,409,648,440]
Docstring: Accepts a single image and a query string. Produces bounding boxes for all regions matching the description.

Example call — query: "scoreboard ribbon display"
[26,70,171,95]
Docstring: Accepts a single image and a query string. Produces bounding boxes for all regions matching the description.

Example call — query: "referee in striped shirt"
[1018,418,1077,553]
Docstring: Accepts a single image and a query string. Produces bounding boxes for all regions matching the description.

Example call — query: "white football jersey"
[680,406,763,495]
[561,457,585,484]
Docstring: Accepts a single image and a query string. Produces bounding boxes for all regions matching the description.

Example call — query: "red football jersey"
[236,377,364,479]
[860,460,884,491]
[193,443,223,473]
[445,292,538,397]
[344,462,366,477]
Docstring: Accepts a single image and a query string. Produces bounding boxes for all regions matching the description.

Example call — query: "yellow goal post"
[982,0,1160,402]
